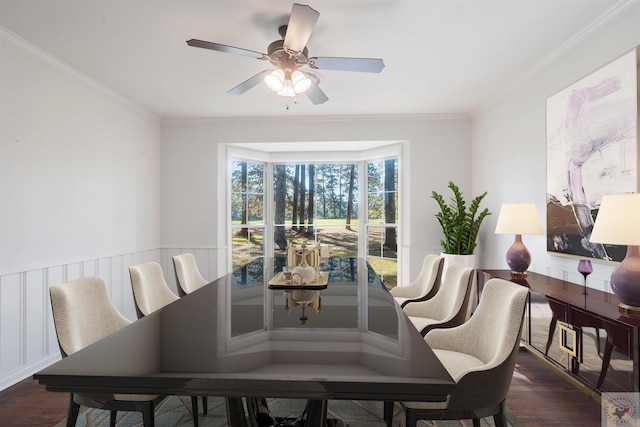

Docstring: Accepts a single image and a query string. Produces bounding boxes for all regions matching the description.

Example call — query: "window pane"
[384,192,398,224]
[367,226,384,257]
[368,256,398,289]
[232,227,264,269]
[385,159,398,192]
[231,161,246,192]
[316,226,358,258]
[231,159,265,269]
[273,163,359,259]
[368,193,384,221]
[248,194,264,222]
[367,156,398,291]
[231,193,246,224]
[247,163,264,193]
[249,228,264,257]
[367,162,383,193]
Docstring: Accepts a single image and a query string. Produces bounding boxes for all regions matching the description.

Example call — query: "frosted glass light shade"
[495,203,543,235]
[265,69,311,97]
[291,70,311,93]
[276,79,296,97]
[264,69,285,92]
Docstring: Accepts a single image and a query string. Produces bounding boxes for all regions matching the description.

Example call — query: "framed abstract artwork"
[546,46,639,262]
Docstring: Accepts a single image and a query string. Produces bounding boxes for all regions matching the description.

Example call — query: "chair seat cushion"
[114,394,159,401]
[402,349,485,411]
[433,349,485,382]
[408,316,439,332]
[402,396,450,410]
[394,296,412,306]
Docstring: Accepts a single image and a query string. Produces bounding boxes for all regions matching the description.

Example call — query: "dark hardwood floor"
[0,349,601,426]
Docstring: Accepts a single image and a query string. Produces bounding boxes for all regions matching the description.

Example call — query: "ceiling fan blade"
[186,39,267,60]
[309,57,385,73]
[283,3,319,54]
[304,80,329,105]
[227,70,272,95]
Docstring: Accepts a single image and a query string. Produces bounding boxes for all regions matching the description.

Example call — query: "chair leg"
[405,412,418,427]
[493,400,508,427]
[384,401,394,427]
[191,396,199,427]
[66,394,81,427]
[110,410,117,427]
[383,400,393,420]
[141,401,155,427]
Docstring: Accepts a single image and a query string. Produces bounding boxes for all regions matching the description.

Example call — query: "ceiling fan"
[186,3,385,105]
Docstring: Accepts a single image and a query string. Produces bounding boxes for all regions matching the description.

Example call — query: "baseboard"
[0,353,61,392]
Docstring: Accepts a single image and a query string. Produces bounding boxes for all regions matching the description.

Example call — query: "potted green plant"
[431,181,491,256]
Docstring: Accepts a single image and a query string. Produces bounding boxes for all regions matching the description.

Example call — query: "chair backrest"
[129,261,179,319]
[426,278,529,409]
[49,276,130,358]
[389,254,444,302]
[172,253,208,296]
[403,263,474,325]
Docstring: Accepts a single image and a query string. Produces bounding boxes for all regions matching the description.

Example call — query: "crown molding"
[161,112,470,126]
[1,26,160,123]
[472,0,638,117]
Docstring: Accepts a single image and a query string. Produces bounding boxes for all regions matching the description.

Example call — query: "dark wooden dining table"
[34,257,455,426]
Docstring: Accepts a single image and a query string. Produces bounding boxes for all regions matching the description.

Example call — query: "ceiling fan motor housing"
[267,39,308,68]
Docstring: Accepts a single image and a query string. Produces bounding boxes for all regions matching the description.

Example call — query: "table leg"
[226,397,248,427]
[237,397,334,427]
[304,400,328,427]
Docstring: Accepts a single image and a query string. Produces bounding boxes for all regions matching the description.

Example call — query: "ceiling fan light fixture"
[276,79,296,97]
[291,70,311,93]
[264,69,285,92]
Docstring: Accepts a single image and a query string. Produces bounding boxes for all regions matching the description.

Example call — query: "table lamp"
[495,203,543,278]
[589,193,640,316]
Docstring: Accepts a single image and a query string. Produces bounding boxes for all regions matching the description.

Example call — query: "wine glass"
[577,259,593,295]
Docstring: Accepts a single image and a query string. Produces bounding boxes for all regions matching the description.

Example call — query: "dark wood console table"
[478,269,640,393]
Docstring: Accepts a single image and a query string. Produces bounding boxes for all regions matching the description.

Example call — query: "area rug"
[56,395,524,427]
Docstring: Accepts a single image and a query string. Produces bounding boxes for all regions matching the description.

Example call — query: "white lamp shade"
[495,203,543,235]
[590,193,640,245]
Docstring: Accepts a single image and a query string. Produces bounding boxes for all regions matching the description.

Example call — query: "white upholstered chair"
[389,278,529,427]
[129,261,179,319]
[49,276,167,427]
[402,263,474,336]
[389,254,444,308]
[172,253,208,297]
[129,261,207,419]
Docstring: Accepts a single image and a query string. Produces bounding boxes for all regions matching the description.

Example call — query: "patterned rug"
[57,395,523,427]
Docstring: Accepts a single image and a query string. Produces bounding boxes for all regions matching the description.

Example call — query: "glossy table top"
[35,257,454,402]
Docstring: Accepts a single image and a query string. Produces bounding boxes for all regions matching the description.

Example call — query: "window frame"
[221,142,406,284]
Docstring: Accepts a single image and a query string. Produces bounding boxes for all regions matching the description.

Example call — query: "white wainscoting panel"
[0,248,165,391]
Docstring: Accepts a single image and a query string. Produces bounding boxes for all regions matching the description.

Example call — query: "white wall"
[472,2,640,291]
[0,31,163,390]
[160,115,473,285]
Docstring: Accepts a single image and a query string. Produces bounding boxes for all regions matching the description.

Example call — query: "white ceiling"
[0,0,627,119]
